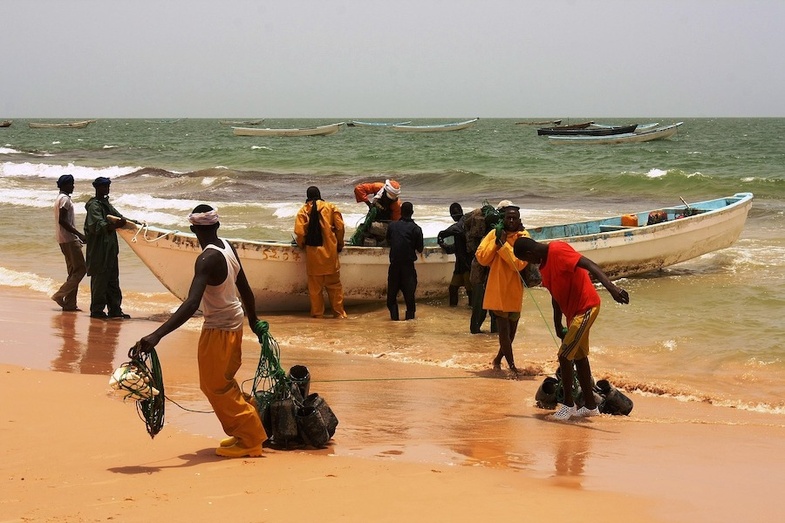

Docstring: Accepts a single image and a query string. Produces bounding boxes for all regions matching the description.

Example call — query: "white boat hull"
[392,118,479,133]
[232,122,344,137]
[114,193,752,311]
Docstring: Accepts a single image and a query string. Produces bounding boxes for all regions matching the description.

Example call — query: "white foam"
[0,161,139,180]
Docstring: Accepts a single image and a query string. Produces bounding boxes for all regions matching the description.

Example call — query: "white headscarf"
[188,209,219,225]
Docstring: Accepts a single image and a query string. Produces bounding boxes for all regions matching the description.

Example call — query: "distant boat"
[111,192,752,311]
[219,120,264,126]
[391,118,479,133]
[538,124,639,137]
[145,118,182,124]
[28,119,96,129]
[0,120,11,128]
[232,122,344,137]
[348,120,412,127]
[590,122,660,133]
[547,122,684,144]
[515,119,562,126]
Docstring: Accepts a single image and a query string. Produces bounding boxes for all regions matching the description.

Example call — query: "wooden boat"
[145,119,182,124]
[28,119,96,129]
[536,121,594,135]
[112,192,752,311]
[219,120,263,126]
[538,124,638,136]
[0,120,11,128]
[528,192,752,279]
[232,122,344,137]
[348,120,412,127]
[391,118,479,133]
[547,122,683,144]
[516,119,562,126]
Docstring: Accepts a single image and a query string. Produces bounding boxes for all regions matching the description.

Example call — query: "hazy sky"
[3,1,783,118]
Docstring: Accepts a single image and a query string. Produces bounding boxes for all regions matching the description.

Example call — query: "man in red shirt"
[513,237,630,421]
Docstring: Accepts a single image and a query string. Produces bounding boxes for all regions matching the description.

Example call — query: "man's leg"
[386,265,400,321]
[307,274,326,317]
[401,263,417,320]
[324,272,347,318]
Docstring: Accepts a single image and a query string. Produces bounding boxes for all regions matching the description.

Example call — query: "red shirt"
[540,241,600,322]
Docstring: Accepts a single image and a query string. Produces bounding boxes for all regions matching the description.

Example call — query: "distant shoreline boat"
[391,118,479,133]
[232,122,344,137]
[0,120,12,128]
[348,120,412,127]
[144,118,182,124]
[28,119,96,129]
[219,119,264,126]
[547,122,684,144]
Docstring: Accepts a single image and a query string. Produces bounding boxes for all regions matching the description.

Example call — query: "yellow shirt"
[294,200,345,276]
[475,229,530,312]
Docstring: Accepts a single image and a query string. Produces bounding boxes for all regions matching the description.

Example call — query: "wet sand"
[1,288,784,522]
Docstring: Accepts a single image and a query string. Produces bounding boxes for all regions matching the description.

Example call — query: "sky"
[3,0,784,118]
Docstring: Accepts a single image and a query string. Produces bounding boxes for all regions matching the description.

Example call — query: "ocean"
[2,117,785,414]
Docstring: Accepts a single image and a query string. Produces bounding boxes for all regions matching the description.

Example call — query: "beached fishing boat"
[112,193,752,311]
[0,120,11,128]
[219,120,264,126]
[28,119,96,129]
[348,120,412,127]
[391,118,479,133]
[547,122,683,144]
[232,122,344,137]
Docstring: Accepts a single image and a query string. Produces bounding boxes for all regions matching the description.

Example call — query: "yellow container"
[621,214,638,227]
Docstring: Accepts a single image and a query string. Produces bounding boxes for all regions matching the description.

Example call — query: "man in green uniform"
[84,177,130,319]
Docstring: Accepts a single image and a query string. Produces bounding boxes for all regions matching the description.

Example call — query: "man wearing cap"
[137,205,266,457]
[294,186,348,318]
[353,179,402,221]
[84,176,130,319]
[52,174,87,312]
[475,201,531,374]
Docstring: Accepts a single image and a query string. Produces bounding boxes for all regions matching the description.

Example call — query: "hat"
[496,199,519,211]
[92,176,111,187]
[56,174,74,188]
[384,179,401,199]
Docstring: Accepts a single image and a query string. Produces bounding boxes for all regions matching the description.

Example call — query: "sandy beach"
[1,287,784,523]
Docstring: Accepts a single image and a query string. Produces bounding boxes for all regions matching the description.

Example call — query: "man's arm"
[577,256,630,304]
[552,298,566,340]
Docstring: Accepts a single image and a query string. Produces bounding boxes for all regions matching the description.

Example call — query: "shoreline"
[2,287,785,522]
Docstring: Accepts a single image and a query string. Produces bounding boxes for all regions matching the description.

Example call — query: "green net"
[348,206,378,246]
[251,320,290,412]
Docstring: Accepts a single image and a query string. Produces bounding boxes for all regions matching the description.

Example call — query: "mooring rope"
[130,221,180,244]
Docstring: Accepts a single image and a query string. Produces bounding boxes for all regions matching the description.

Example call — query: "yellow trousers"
[198,328,266,447]
[307,272,347,318]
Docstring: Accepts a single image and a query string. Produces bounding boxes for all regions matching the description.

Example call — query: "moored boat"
[232,122,344,137]
[0,120,11,128]
[515,119,562,126]
[219,119,264,126]
[28,119,96,129]
[537,124,638,136]
[547,122,683,144]
[348,120,412,127]
[391,118,479,133]
[112,192,752,311]
[536,121,594,135]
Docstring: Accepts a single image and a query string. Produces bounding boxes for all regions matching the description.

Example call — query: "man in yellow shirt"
[294,186,347,318]
[475,203,530,374]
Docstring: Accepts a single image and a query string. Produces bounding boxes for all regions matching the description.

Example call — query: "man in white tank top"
[137,205,266,458]
[52,174,87,311]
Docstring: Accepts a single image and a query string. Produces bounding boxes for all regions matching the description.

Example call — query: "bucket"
[621,214,638,227]
[595,379,634,415]
[269,398,299,441]
[288,365,311,400]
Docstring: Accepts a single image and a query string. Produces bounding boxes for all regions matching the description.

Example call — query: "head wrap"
[188,208,219,226]
[57,174,75,188]
[92,176,111,187]
[384,179,401,199]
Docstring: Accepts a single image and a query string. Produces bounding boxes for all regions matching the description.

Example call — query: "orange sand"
[1,288,784,522]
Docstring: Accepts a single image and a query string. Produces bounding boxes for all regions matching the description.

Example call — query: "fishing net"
[110,343,166,438]
[348,206,378,245]
[251,320,290,413]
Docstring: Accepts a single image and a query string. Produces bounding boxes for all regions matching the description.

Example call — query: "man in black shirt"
[385,202,424,320]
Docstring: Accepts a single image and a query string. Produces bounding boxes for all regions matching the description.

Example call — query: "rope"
[131,221,180,244]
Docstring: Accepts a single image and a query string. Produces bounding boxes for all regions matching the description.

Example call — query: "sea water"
[1,117,784,413]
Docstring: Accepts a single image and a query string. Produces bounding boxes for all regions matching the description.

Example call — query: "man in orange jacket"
[475,202,530,375]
